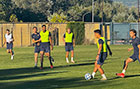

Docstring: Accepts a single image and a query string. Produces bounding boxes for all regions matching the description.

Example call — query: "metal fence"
[110,23,139,45]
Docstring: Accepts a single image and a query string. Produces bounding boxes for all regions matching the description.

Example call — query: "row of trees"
[0,0,138,22]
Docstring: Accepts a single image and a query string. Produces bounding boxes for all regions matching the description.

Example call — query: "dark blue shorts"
[6,43,13,50]
[130,54,139,62]
[40,43,50,53]
[34,46,40,53]
[97,52,107,65]
[65,45,74,52]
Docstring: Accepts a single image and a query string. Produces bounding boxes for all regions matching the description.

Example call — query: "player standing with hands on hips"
[92,29,112,80]
[63,28,75,63]
[3,29,14,60]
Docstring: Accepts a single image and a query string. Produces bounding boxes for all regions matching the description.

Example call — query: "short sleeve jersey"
[132,37,140,55]
[31,33,41,46]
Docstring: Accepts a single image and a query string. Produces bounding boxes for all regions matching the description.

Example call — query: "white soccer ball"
[85,73,92,80]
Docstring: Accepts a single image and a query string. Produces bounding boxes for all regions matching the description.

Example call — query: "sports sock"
[71,57,74,61]
[40,54,43,67]
[123,60,126,69]
[49,56,53,66]
[35,63,37,67]
[41,62,43,67]
[101,74,107,79]
[92,72,96,78]
[66,58,69,62]
[122,69,126,74]
[12,51,14,55]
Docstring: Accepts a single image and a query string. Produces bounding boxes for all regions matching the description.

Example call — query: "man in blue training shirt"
[31,27,41,68]
[117,29,140,78]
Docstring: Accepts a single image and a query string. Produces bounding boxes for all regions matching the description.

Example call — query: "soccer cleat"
[71,60,75,63]
[101,78,107,81]
[40,67,43,70]
[66,60,69,63]
[11,55,14,60]
[34,66,38,69]
[50,65,53,69]
[116,73,125,78]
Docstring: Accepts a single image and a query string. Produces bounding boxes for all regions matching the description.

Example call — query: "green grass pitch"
[0,45,140,89]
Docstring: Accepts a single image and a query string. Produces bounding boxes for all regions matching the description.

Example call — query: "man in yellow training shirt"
[92,29,112,80]
[63,28,75,63]
[39,25,54,69]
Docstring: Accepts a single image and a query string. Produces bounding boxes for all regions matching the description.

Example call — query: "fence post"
[105,24,107,39]
[30,25,32,46]
[1,27,3,47]
[21,27,22,47]
[110,22,114,44]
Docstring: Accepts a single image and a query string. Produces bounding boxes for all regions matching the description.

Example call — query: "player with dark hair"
[3,29,14,60]
[63,28,75,63]
[31,26,41,68]
[92,29,112,80]
[116,29,140,78]
[39,25,54,69]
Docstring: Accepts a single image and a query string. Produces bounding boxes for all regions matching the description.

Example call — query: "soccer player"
[116,29,140,78]
[92,29,112,80]
[39,25,54,69]
[63,28,75,63]
[31,27,41,68]
[3,29,14,60]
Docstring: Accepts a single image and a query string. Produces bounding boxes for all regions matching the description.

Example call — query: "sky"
[112,0,138,7]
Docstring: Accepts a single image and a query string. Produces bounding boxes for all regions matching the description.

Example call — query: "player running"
[63,28,75,63]
[3,29,14,60]
[116,29,140,78]
[92,29,112,80]
[31,27,41,68]
[39,25,54,69]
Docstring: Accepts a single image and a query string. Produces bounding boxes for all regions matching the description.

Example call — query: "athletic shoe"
[71,60,75,63]
[51,57,55,63]
[116,73,125,78]
[11,55,14,60]
[50,65,53,69]
[101,78,107,81]
[40,67,43,70]
[34,66,38,69]
[66,60,69,63]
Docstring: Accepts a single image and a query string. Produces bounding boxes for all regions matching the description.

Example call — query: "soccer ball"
[85,73,92,80]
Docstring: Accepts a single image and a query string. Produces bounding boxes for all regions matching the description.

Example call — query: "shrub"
[67,22,85,45]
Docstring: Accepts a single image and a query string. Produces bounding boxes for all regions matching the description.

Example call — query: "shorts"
[34,46,40,53]
[65,45,74,52]
[6,42,13,50]
[97,52,107,65]
[130,54,139,62]
[40,43,50,53]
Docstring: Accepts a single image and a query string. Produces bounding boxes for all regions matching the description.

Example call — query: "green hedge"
[66,22,85,45]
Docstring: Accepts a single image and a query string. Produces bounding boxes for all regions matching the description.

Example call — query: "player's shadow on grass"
[0,77,121,89]
[76,59,94,63]
[108,76,120,80]
[52,62,95,69]
[125,74,140,78]
[0,71,68,80]
[0,62,94,78]
[0,67,42,76]
[108,74,140,80]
